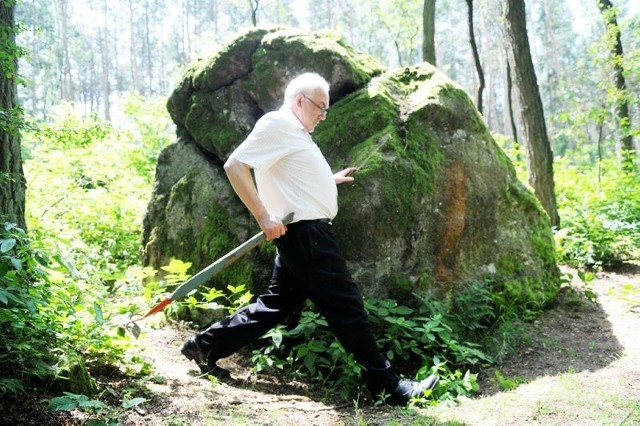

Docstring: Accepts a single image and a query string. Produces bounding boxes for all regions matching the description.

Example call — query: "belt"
[294,218,333,225]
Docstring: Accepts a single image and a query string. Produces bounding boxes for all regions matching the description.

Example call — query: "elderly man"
[181,72,438,405]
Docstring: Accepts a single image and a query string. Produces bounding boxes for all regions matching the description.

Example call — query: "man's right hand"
[257,213,287,241]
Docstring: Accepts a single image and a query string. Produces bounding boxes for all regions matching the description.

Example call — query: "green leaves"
[0,286,24,305]
[0,230,22,271]
[248,295,494,404]
[121,397,147,410]
[93,302,104,325]
[48,393,108,412]
[47,391,147,426]
[0,219,145,400]
[0,238,16,253]
[554,157,640,269]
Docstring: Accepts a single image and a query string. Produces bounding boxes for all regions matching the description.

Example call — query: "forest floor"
[18,265,640,425]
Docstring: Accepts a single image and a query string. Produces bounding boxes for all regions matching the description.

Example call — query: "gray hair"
[283,73,330,106]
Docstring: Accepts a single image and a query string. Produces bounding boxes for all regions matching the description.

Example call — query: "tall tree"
[248,0,259,27]
[596,0,634,171]
[506,55,519,152]
[465,0,485,113]
[56,0,74,101]
[129,0,141,94]
[422,0,436,65]
[375,0,422,67]
[502,0,559,227]
[0,0,27,229]
[100,0,111,121]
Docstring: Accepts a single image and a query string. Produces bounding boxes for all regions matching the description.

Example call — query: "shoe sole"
[181,345,231,378]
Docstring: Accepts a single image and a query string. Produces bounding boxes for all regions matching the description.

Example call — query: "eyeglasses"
[303,94,329,115]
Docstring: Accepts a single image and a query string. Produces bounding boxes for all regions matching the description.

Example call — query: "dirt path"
[122,322,350,425]
[430,266,640,425]
[120,266,640,425]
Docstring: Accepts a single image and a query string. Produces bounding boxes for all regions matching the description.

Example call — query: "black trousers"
[195,220,398,388]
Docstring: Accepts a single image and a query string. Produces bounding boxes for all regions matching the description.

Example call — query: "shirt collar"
[279,105,306,132]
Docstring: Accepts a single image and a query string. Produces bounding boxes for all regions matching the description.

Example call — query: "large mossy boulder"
[142,28,560,311]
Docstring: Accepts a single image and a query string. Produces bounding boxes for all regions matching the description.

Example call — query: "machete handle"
[281,212,295,225]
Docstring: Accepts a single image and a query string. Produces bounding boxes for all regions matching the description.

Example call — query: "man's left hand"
[334,167,357,184]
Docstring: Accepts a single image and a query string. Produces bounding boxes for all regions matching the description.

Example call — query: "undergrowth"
[500,139,640,270]
[0,98,171,423]
[554,156,640,269]
[242,279,548,405]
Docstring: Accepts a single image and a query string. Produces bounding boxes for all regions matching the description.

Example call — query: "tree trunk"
[144,0,153,96]
[503,0,559,227]
[100,0,111,121]
[249,0,259,27]
[506,55,519,154]
[185,0,192,62]
[465,0,485,114]
[58,0,74,101]
[129,0,140,94]
[0,1,27,230]
[422,0,436,65]
[596,0,635,171]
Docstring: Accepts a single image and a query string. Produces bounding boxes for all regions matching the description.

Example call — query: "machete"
[125,212,294,338]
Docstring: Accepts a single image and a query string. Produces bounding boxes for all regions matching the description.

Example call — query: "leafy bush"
[247,289,496,404]
[1,103,171,406]
[29,102,113,150]
[554,156,640,269]
[0,222,56,395]
[22,101,170,282]
[0,222,138,400]
[498,136,640,270]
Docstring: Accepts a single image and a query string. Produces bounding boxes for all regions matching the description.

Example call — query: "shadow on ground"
[477,272,628,396]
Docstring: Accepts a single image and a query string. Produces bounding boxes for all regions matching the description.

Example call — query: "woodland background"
[0,0,639,423]
[16,0,639,158]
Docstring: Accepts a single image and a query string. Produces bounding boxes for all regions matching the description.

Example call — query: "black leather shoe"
[384,374,439,405]
[180,336,231,378]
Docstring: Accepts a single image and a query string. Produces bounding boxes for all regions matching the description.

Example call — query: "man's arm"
[223,157,286,241]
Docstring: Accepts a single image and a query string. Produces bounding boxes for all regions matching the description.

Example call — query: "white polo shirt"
[228,106,338,222]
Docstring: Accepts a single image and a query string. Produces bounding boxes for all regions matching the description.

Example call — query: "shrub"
[2,104,169,405]
[22,103,168,282]
[554,156,640,269]
[498,135,640,270]
[248,289,495,404]
[0,222,137,399]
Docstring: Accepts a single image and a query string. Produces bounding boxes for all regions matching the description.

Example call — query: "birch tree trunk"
[58,0,74,101]
[100,0,111,121]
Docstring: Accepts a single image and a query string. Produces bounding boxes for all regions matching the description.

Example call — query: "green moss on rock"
[496,255,524,275]
[149,30,562,326]
[251,30,384,98]
[191,28,275,92]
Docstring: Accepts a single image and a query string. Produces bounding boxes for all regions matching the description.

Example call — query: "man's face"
[297,88,329,133]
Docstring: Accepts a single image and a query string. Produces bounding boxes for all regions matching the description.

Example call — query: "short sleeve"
[230,112,292,171]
